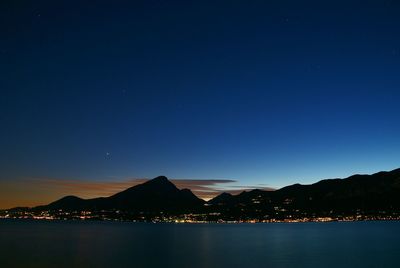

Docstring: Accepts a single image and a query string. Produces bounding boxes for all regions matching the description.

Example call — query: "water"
[0,220,398,268]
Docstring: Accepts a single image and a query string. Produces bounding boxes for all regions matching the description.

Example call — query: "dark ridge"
[33,176,204,213]
[208,192,233,205]
[10,167,399,220]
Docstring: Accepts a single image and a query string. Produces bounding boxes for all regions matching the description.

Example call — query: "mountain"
[207,168,400,218]
[34,176,205,214]
[42,196,86,210]
[8,168,400,221]
[208,192,234,206]
[106,176,204,211]
[274,168,400,212]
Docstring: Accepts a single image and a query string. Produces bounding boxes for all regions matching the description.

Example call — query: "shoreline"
[2,217,400,224]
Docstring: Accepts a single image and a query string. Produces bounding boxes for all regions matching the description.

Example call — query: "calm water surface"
[0,220,399,268]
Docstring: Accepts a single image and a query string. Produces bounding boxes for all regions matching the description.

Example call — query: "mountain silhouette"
[14,168,400,220]
[35,176,204,213]
[208,192,234,206]
[207,168,400,218]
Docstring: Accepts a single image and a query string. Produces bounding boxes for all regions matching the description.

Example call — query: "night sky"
[1,0,400,208]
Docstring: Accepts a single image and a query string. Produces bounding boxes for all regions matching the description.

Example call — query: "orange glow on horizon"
[0,177,275,209]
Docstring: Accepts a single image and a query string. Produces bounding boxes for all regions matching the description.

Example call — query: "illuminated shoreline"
[1,211,399,224]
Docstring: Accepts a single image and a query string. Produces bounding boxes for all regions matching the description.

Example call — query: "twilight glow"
[1,1,400,209]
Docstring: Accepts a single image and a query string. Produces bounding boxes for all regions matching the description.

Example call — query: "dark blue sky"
[1,0,400,202]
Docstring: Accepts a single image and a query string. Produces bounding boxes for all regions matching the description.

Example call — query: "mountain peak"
[218,192,233,198]
[208,192,233,205]
[143,176,175,188]
[122,175,179,195]
[104,175,204,212]
[151,176,169,182]
[44,195,84,210]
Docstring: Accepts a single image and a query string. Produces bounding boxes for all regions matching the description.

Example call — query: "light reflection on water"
[0,220,399,268]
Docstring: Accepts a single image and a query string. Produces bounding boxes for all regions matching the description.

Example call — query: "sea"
[0,219,398,268]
